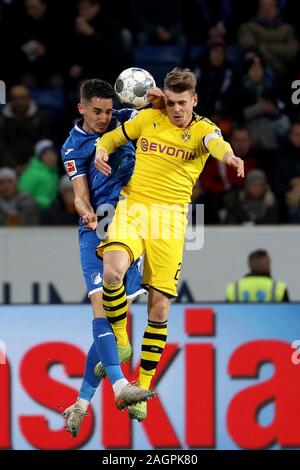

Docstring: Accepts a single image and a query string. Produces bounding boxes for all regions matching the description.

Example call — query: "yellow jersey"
[98,108,232,206]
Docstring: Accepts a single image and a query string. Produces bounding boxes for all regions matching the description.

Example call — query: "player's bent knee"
[103,265,125,285]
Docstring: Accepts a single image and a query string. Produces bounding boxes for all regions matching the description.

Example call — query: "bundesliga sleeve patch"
[64,159,77,177]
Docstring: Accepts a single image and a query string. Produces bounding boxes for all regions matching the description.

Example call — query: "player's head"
[25,0,48,20]
[0,167,17,200]
[163,68,197,128]
[258,0,279,22]
[9,85,31,116]
[78,78,115,134]
[248,250,271,275]
[78,0,101,20]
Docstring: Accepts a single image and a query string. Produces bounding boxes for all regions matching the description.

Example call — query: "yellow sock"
[138,319,168,389]
[138,372,153,390]
[102,281,128,347]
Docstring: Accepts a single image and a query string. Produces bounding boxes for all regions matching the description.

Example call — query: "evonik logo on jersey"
[140,138,195,160]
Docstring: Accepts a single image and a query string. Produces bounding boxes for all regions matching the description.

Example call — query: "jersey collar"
[75,118,99,136]
[74,119,87,135]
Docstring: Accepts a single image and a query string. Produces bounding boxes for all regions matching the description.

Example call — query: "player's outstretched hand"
[95,149,111,175]
[82,212,97,230]
[223,152,244,178]
[147,87,165,109]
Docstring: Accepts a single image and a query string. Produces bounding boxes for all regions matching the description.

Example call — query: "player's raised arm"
[204,131,244,178]
[95,126,128,174]
[95,108,156,174]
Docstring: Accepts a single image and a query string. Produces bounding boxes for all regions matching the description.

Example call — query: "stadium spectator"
[134,0,186,45]
[16,0,64,87]
[0,0,22,86]
[285,176,300,223]
[0,167,39,226]
[226,249,289,302]
[18,139,60,209]
[184,0,256,43]
[232,55,290,173]
[230,127,257,167]
[41,175,78,225]
[274,122,300,198]
[196,128,255,223]
[0,85,49,172]
[223,169,279,224]
[191,38,234,117]
[191,177,220,224]
[201,127,256,198]
[52,82,82,148]
[67,0,130,85]
[238,0,299,77]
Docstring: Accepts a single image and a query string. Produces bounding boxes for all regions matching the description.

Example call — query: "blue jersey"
[61,108,136,232]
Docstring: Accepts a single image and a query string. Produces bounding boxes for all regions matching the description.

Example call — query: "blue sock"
[92,318,125,385]
[79,343,101,402]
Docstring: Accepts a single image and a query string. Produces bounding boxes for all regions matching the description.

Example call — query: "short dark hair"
[79,0,101,6]
[231,127,251,136]
[80,79,115,103]
[248,250,270,272]
[164,68,197,94]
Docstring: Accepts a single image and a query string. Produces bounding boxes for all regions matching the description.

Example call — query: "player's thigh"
[98,198,145,262]
[79,230,103,297]
[143,237,184,298]
[102,248,131,284]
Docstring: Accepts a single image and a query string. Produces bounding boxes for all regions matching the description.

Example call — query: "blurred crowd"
[1,0,300,225]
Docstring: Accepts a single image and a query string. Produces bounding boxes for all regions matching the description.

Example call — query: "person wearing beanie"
[245,168,267,187]
[0,166,39,225]
[223,169,279,224]
[17,139,60,208]
[41,175,78,225]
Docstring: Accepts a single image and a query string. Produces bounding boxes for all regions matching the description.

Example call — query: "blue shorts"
[79,230,144,298]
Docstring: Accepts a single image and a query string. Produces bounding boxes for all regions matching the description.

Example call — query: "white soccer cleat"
[62,401,87,438]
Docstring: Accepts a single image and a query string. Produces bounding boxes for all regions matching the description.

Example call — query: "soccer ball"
[114,67,156,109]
